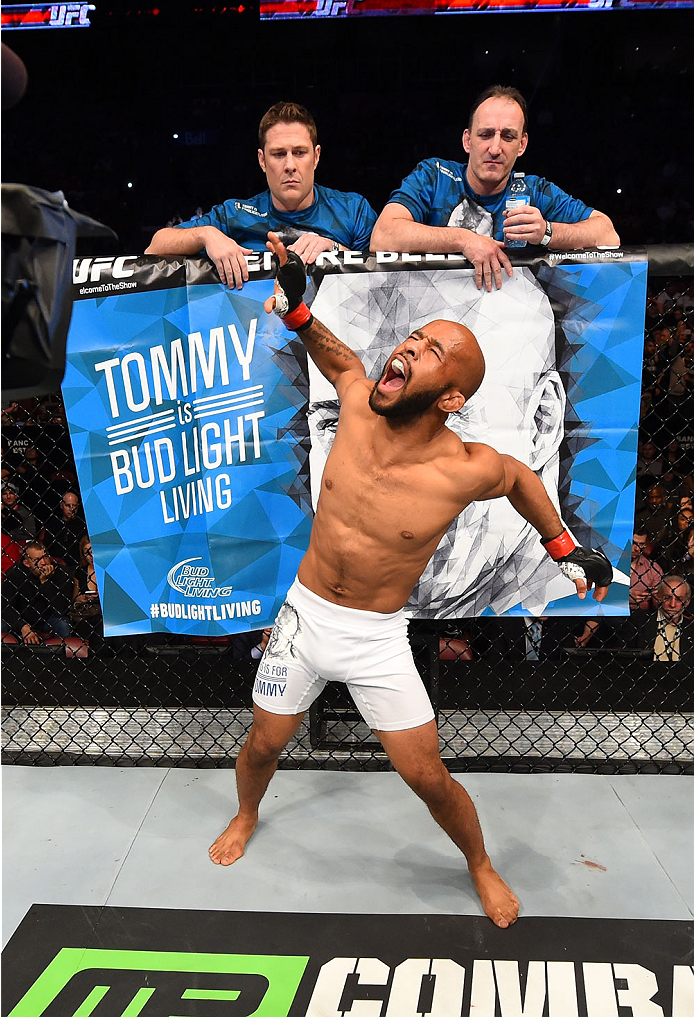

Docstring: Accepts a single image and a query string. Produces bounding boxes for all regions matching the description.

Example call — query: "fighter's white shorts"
[252,578,435,732]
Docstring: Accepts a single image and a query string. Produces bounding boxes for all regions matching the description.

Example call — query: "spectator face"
[22,546,52,578]
[653,328,671,348]
[258,122,320,214]
[632,533,651,559]
[640,442,658,461]
[2,486,19,508]
[462,97,528,194]
[61,493,79,519]
[646,486,667,509]
[644,338,656,357]
[81,540,94,566]
[677,509,694,533]
[657,578,691,621]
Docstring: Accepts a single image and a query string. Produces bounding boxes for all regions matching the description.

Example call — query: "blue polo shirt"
[176,184,377,252]
[387,159,593,242]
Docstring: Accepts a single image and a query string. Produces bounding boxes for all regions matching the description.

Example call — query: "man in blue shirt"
[371,85,620,292]
[146,102,377,290]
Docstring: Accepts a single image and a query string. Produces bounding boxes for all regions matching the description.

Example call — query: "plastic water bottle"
[504,172,530,249]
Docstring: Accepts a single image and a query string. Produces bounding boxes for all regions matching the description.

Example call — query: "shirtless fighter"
[209,232,613,928]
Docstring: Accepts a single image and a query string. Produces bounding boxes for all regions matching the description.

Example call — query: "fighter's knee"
[399,761,451,806]
[245,726,284,766]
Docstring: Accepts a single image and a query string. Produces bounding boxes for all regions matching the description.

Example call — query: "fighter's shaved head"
[370,317,487,422]
[416,319,486,400]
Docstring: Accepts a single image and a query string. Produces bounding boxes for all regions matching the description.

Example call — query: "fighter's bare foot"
[470,860,520,929]
[209,814,257,866]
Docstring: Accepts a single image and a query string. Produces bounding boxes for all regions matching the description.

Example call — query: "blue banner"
[63,256,311,637]
[63,250,647,633]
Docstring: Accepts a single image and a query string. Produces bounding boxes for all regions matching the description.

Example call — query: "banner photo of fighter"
[61,249,646,636]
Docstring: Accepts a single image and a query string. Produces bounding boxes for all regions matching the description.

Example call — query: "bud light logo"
[166,558,233,599]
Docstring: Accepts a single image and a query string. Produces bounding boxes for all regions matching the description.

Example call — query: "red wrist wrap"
[542,529,576,561]
[282,303,312,331]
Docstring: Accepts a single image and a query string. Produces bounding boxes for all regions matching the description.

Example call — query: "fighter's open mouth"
[381,357,407,392]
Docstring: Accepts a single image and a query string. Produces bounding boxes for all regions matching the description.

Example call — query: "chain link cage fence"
[2,247,693,773]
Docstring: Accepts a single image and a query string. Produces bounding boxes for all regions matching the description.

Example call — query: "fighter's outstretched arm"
[264,232,366,398]
[490,454,564,540]
[478,450,613,602]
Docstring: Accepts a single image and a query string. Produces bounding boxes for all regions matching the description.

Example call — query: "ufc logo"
[73,257,137,284]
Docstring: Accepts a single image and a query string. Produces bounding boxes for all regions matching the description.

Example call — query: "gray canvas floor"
[2,765,693,948]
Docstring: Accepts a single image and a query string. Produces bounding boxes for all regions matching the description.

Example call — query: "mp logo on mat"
[3,907,693,1017]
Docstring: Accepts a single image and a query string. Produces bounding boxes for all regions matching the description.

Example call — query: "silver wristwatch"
[539,220,553,247]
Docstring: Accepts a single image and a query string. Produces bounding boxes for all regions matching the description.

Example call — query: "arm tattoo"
[302,317,363,367]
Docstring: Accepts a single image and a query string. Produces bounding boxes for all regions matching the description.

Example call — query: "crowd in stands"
[1,396,95,650]
[634,281,694,576]
[2,279,693,663]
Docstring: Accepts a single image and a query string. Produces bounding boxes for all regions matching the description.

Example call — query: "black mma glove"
[542,529,613,588]
[270,251,313,331]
